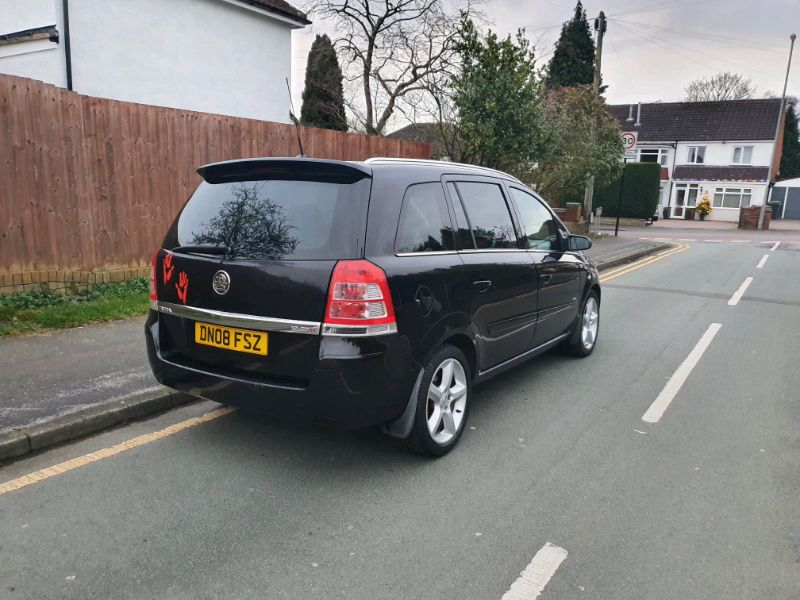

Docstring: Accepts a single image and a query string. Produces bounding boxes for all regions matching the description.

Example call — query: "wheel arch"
[439,333,478,380]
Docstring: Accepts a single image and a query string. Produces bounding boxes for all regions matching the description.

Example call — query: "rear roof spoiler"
[197,157,372,184]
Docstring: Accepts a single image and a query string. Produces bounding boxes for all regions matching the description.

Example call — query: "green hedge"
[593,162,661,218]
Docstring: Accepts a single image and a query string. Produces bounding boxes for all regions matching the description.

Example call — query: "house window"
[639,148,668,166]
[687,146,706,164]
[712,187,752,209]
[731,145,753,165]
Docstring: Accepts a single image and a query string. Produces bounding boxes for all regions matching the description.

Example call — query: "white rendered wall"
[0,0,298,122]
[67,0,295,122]
[674,141,774,167]
[0,0,67,87]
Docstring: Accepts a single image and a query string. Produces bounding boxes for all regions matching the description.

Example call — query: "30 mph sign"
[621,131,638,150]
[622,131,638,159]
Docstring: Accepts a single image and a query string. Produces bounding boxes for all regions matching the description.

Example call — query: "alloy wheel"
[581,296,599,350]
[426,358,468,445]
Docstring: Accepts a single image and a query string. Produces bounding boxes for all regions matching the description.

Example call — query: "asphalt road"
[1,240,798,599]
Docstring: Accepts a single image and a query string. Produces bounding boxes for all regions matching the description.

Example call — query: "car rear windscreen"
[177,178,371,260]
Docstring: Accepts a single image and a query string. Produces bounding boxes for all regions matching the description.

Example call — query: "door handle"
[472,280,492,292]
[539,273,552,284]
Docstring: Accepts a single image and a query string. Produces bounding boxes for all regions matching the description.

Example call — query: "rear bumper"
[144,313,419,429]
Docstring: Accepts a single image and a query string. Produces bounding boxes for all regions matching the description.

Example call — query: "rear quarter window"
[177,179,370,260]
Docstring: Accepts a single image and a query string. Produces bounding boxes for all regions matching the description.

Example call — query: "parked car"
[145,158,601,455]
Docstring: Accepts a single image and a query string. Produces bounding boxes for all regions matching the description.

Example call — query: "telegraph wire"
[606,0,725,19]
[610,17,787,52]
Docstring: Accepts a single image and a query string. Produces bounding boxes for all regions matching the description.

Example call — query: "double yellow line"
[599,243,689,283]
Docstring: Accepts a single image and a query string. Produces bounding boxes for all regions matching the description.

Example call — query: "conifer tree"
[779,101,800,180]
[300,35,347,131]
[547,1,596,89]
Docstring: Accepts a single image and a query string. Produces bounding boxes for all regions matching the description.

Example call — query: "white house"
[0,0,309,123]
[609,99,785,222]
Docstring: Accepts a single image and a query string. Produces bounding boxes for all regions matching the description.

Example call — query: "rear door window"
[509,187,558,251]
[177,179,370,260]
[395,183,456,254]
[454,182,518,249]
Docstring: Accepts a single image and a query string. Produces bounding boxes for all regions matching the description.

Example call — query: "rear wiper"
[172,244,230,256]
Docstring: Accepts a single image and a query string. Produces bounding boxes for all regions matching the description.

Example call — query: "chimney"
[635,102,642,127]
[626,104,634,122]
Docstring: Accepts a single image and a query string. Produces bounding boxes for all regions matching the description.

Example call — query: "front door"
[672,186,687,218]
[508,186,584,347]
[445,179,538,372]
[672,184,699,218]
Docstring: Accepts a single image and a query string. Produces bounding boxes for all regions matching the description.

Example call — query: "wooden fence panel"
[0,74,430,273]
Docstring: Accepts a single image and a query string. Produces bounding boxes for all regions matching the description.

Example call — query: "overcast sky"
[291,0,800,132]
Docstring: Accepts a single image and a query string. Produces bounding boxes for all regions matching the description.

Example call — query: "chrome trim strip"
[155,301,321,335]
[321,322,398,337]
[395,251,459,257]
[477,333,569,377]
[394,249,527,257]
[458,248,528,253]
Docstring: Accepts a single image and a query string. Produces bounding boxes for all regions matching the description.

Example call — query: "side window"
[395,183,455,254]
[455,182,518,249]
[509,187,557,251]
[447,182,475,250]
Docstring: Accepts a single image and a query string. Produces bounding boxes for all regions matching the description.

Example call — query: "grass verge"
[0,278,148,336]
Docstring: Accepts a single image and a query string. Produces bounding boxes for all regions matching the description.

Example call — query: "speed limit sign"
[621,131,638,150]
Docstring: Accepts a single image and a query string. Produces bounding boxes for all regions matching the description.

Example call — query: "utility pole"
[593,11,606,95]
[584,11,607,233]
[758,33,796,230]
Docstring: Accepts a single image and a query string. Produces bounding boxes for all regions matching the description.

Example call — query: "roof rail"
[364,157,522,184]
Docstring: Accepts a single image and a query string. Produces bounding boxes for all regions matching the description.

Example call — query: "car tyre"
[407,344,471,457]
[564,290,600,357]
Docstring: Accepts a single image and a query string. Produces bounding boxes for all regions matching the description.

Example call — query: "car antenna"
[286,78,305,158]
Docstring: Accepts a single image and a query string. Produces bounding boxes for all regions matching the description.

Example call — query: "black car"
[145,157,600,455]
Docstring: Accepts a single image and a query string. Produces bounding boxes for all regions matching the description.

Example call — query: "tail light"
[323,260,397,336]
[149,251,158,309]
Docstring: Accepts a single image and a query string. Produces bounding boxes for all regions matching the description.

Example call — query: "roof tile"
[610,99,782,142]
[237,0,310,25]
[672,165,770,182]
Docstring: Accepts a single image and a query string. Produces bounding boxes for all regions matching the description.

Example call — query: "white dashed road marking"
[756,254,769,269]
[770,241,780,251]
[502,543,568,600]
[642,323,723,424]
[728,277,753,306]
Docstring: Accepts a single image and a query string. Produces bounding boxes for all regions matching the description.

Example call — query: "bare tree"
[684,72,756,102]
[309,0,478,136]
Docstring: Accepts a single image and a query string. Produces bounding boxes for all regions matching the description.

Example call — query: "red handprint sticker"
[175,271,189,305]
[163,252,174,284]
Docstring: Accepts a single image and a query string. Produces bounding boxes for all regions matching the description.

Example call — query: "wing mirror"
[568,235,592,251]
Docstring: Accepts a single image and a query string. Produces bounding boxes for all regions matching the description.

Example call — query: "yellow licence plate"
[194,322,268,356]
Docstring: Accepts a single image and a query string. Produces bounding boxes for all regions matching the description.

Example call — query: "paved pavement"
[0,236,663,435]
[611,216,800,244]
[0,239,798,599]
[0,319,158,433]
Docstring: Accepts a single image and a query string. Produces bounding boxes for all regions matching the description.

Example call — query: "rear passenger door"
[507,186,584,348]
[445,178,538,372]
